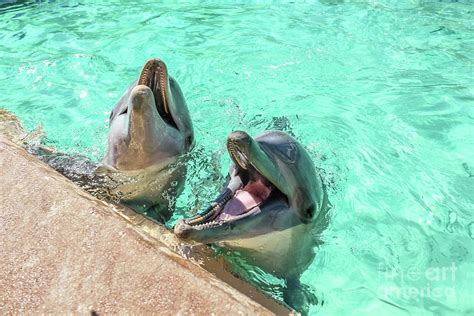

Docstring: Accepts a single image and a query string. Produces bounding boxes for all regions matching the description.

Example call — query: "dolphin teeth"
[193,220,220,230]
[185,189,233,227]
[138,60,153,86]
[138,59,170,114]
[227,140,248,170]
[158,64,169,114]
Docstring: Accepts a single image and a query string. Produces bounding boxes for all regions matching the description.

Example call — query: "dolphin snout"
[227,131,253,170]
[228,131,252,147]
[174,219,192,239]
[130,85,155,111]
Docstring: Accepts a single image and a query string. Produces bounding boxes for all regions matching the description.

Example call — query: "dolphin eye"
[305,203,315,219]
[274,142,298,164]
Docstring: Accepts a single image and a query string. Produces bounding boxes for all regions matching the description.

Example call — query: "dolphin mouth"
[137,59,177,129]
[174,140,288,237]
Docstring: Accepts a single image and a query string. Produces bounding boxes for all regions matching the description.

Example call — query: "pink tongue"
[218,179,272,220]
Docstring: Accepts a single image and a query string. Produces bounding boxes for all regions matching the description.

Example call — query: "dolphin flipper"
[283,277,318,316]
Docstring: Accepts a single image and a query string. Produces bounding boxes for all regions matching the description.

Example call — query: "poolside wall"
[0,136,290,315]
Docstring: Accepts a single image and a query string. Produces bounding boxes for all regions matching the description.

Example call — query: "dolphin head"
[174,130,327,243]
[103,59,194,171]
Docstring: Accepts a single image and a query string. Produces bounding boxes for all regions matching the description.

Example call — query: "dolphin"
[7,59,194,222]
[174,130,328,312]
[95,58,194,220]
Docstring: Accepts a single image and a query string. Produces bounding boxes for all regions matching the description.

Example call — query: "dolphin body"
[15,59,194,222]
[174,130,328,312]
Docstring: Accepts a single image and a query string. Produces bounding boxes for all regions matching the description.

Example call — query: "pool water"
[1,1,473,314]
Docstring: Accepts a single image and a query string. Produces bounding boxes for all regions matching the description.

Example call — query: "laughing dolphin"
[174,130,328,311]
[97,58,194,220]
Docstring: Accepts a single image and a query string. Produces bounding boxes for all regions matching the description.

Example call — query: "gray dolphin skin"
[174,130,328,311]
[97,58,194,220]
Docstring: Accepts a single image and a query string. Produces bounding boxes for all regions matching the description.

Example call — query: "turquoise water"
[1,1,473,314]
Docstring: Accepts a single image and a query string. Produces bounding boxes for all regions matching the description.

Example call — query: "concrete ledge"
[0,137,288,314]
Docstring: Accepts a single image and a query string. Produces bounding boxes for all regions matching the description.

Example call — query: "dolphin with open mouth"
[174,130,328,310]
[18,59,194,222]
[96,58,194,220]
